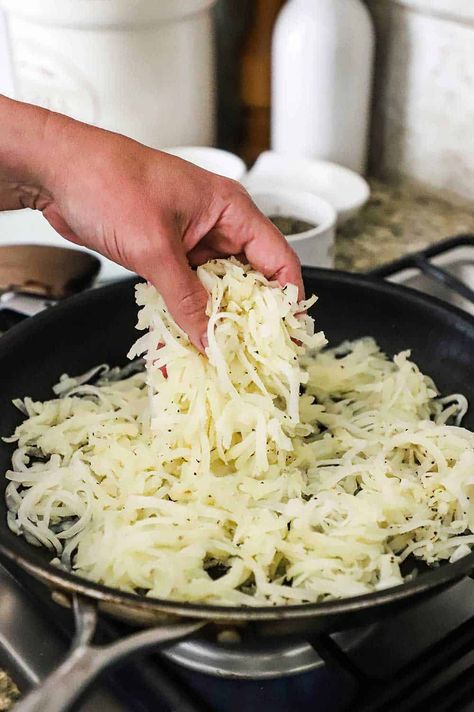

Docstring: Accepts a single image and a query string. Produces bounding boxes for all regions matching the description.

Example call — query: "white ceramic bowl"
[249,188,337,268]
[165,146,247,181]
[244,151,370,224]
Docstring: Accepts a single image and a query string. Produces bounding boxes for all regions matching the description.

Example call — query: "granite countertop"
[335,178,474,272]
[0,672,19,711]
[1,179,473,710]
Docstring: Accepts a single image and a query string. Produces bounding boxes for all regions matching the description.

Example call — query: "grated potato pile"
[4,259,474,606]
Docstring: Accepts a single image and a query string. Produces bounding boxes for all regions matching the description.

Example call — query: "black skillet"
[0,267,473,712]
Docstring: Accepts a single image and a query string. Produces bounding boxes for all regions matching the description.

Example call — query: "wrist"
[0,95,47,181]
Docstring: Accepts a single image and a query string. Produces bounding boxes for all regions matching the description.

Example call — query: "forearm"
[0,94,62,210]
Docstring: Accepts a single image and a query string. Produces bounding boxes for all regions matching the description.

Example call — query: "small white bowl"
[165,146,247,181]
[249,188,337,268]
[244,151,370,224]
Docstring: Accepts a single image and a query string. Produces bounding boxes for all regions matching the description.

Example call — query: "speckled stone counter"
[0,671,19,711]
[335,179,474,272]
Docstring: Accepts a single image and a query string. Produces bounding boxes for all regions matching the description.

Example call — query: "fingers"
[187,242,224,267]
[242,210,304,299]
[246,227,304,299]
[42,205,83,246]
[147,248,209,352]
[187,234,246,268]
[206,186,305,299]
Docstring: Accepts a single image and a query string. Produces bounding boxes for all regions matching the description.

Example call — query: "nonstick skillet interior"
[0,269,473,628]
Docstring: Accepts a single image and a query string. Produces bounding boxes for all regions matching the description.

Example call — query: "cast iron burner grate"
[370,233,474,314]
[1,234,474,712]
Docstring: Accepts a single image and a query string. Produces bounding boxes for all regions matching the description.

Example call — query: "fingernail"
[201,333,209,351]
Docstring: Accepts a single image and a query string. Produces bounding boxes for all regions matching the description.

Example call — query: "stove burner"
[161,626,374,678]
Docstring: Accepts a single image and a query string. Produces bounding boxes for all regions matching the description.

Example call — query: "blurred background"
[0,0,474,280]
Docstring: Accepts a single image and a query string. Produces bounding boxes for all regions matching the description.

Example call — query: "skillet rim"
[0,267,473,621]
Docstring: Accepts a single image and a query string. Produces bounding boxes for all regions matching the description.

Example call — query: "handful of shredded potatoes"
[4,259,474,605]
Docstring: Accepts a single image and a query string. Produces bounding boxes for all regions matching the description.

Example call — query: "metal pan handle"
[15,595,205,712]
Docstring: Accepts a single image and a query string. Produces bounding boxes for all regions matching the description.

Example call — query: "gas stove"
[0,235,474,712]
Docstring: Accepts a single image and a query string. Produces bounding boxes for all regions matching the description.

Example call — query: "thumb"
[149,250,209,352]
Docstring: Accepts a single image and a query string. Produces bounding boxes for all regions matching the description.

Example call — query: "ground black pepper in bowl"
[268,215,317,235]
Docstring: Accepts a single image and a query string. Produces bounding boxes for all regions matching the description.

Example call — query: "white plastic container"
[244,150,370,224]
[0,0,216,148]
[271,0,374,174]
[249,187,336,268]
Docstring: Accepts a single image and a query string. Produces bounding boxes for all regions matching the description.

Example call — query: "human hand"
[0,97,303,351]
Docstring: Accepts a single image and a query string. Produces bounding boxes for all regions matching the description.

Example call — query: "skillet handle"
[15,595,205,712]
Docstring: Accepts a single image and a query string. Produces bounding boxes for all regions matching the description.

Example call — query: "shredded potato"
[4,259,474,606]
